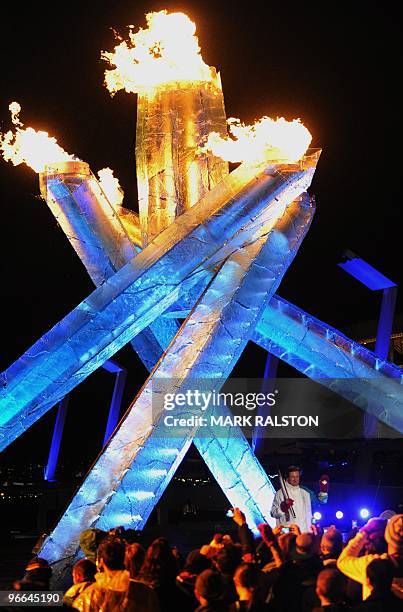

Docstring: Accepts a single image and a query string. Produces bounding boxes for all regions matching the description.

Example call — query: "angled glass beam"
[39,194,313,581]
[39,162,137,285]
[40,161,176,371]
[0,154,317,452]
[252,296,403,432]
[167,288,403,427]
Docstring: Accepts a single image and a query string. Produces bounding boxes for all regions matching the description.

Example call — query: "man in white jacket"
[270,465,312,533]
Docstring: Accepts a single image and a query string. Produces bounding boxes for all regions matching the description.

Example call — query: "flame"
[97,167,124,207]
[0,102,76,173]
[102,10,214,94]
[9,101,22,127]
[203,116,312,164]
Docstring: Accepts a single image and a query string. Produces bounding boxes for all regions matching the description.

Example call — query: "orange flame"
[203,116,312,164]
[102,10,214,94]
[0,102,76,173]
[97,167,124,207]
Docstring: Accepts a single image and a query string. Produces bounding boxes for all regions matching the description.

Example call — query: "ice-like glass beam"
[0,153,317,451]
[39,162,137,285]
[40,161,176,372]
[252,296,403,432]
[39,195,313,581]
[164,290,403,431]
[136,70,229,245]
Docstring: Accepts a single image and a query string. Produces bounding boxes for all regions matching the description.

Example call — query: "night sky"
[0,2,401,468]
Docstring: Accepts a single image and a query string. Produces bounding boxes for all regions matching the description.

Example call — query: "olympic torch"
[278,467,296,521]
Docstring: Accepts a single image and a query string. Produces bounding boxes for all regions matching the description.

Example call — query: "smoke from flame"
[203,117,312,164]
[102,10,214,94]
[97,167,124,207]
[0,102,76,173]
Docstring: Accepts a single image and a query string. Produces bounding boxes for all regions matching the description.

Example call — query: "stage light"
[360,508,370,519]
[313,511,322,520]
[336,510,343,519]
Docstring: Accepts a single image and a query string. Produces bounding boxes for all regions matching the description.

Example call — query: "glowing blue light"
[338,257,396,291]
[336,510,343,519]
[313,511,322,520]
[360,508,370,519]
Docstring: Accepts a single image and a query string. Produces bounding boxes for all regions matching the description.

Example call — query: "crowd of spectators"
[11,511,403,611]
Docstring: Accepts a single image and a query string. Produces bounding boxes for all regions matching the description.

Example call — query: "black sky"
[0,1,401,465]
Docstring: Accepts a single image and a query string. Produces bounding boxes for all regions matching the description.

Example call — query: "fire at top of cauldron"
[1,10,313,190]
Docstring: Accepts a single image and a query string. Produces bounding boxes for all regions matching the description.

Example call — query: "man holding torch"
[270,465,327,533]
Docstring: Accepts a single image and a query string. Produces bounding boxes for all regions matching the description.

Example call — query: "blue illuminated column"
[44,395,69,482]
[376,286,398,359]
[44,358,128,481]
[102,361,128,446]
[338,253,398,437]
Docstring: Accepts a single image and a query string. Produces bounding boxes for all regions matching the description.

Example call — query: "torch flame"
[0,102,76,173]
[102,10,214,94]
[97,167,124,208]
[203,116,312,164]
